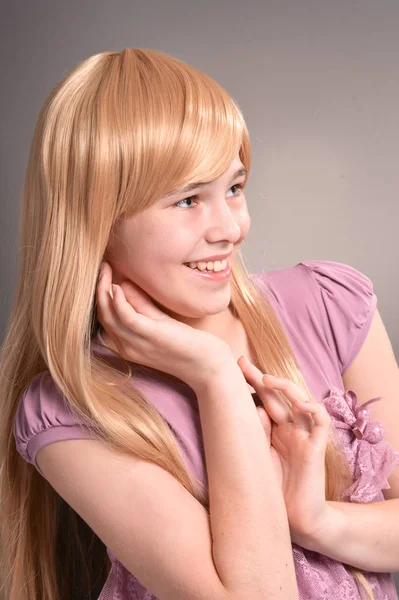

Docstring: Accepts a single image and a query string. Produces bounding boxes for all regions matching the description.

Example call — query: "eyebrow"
[165,167,248,198]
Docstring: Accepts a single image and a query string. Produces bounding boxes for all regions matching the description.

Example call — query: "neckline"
[94,327,261,400]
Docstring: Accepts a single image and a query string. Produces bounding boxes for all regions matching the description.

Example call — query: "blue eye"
[175,197,197,209]
[175,184,243,209]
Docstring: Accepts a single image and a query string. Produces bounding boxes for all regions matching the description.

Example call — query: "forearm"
[194,359,298,598]
[304,498,399,572]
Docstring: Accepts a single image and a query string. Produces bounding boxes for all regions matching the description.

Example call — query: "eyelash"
[174,184,244,209]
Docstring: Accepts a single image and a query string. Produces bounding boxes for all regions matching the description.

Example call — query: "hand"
[236,357,284,487]
[237,356,332,546]
[96,262,232,390]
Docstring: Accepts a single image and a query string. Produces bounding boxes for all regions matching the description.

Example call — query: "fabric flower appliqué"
[322,387,399,503]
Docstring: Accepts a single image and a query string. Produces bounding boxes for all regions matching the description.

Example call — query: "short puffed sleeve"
[13,371,96,478]
[299,260,378,374]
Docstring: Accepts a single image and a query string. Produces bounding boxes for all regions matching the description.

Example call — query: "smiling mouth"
[183,259,229,272]
[182,262,231,280]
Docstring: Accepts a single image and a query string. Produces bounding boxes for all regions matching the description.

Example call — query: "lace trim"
[322,387,399,502]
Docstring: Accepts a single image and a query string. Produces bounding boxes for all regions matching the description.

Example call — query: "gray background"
[1,0,398,589]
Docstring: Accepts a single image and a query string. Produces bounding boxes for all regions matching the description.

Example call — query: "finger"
[308,402,331,449]
[111,284,156,338]
[262,374,330,435]
[256,406,272,441]
[238,356,293,425]
[96,262,127,336]
[261,389,294,425]
[290,398,331,449]
[291,404,314,433]
[237,355,263,386]
[262,374,312,407]
[120,280,170,321]
[97,264,149,343]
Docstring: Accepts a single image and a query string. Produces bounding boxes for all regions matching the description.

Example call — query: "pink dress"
[14,260,399,599]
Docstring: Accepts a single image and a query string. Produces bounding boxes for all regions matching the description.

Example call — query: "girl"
[1,47,399,600]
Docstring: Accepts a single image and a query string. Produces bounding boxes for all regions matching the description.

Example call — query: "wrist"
[189,351,243,396]
[298,502,346,554]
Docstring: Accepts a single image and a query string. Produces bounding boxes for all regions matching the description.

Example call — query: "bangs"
[95,49,251,217]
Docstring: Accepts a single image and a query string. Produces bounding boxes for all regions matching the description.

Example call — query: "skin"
[99,151,329,541]
[98,153,399,572]
[103,154,251,351]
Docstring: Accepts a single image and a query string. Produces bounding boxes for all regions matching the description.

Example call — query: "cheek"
[133,236,183,274]
[238,208,251,239]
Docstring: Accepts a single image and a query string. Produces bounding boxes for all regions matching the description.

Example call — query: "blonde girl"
[1,48,399,600]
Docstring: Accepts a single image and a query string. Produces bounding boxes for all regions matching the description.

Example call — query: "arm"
[91,262,299,598]
[302,308,399,571]
[342,308,399,499]
[194,359,299,597]
[304,498,399,572]
[240,308,399,573]
[37,356,299,600]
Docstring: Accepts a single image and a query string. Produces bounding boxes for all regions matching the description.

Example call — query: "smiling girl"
[1,48,399,600]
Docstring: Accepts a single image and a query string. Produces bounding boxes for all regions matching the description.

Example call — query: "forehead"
[165,160,247,198]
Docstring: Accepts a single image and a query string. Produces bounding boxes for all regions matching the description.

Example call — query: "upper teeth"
[187,259,227,272]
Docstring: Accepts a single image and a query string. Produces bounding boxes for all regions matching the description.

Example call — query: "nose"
[204,200,242,244]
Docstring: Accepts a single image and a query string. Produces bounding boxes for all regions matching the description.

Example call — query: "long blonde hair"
[0,48,373,599]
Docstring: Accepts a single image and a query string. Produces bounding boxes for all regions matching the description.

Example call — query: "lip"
[185,261,231,280]
[184,252,232,264]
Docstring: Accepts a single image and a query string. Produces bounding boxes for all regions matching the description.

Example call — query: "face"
[105,155,251,328]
